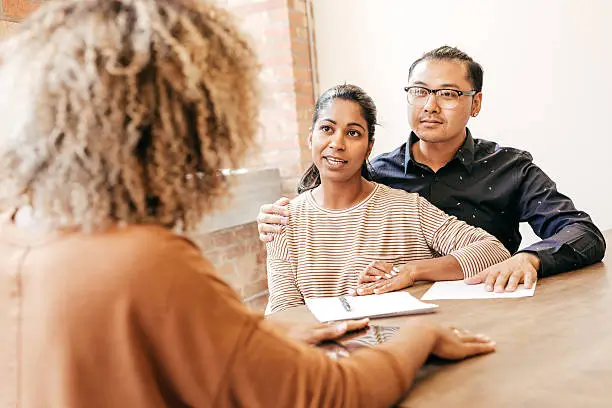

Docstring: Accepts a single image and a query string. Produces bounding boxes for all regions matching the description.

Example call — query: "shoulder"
[81,225,215,293]
[472,137,534,167]
[369,183,420,210]
[370,143,408,171]
[101,224,204,266]
[288,191,311,212]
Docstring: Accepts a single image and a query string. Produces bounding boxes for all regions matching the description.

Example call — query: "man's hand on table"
[465,252,539,292]
[257,197,290,242]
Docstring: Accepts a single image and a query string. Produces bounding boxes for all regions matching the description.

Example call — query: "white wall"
[312,0,612,239]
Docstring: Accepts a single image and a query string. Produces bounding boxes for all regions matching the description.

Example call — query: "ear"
[365,138,375,159]
[471,92,483,117]
[307,128,313,149]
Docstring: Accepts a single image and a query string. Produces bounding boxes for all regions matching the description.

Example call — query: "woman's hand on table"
[395,320,497,361]
[269,318,370,345]
[352,261,415,295]
[430,325,497,360]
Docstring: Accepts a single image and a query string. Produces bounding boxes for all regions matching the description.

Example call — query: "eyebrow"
[320,118,366,131]
[411,81,462,89]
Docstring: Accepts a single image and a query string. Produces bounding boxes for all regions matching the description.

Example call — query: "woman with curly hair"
[0,1,495,406]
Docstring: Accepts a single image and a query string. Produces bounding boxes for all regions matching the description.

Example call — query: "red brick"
[295,92,314,108]
[288,9,307,27]
[291,40,311,56]
[292,51,311,69]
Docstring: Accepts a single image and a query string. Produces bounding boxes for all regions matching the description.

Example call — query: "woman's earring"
[472,112,479,117]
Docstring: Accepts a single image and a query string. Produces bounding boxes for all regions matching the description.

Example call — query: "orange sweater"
[0,217,412,407]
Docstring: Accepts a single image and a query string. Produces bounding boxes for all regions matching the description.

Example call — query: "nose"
[329,130,346,150]
[423,91,440,113]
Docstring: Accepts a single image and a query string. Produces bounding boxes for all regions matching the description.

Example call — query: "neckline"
[306,183,380,214]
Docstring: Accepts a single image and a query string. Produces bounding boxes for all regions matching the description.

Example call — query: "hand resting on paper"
[465,252,539,292]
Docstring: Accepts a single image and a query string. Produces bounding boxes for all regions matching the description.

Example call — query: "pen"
[339,296,352,312]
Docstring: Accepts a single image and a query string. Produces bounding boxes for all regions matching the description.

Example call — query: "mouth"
[420,118,443,124]
[323,156,348,168]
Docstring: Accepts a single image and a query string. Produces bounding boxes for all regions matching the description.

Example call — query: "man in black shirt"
[257,46,605,293]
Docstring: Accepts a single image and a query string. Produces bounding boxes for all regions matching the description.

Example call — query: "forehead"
[318,99,366,125]
[409,59,472,89]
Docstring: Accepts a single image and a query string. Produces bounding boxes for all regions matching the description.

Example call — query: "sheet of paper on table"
[420,280,536,301]
[305,292,438,322]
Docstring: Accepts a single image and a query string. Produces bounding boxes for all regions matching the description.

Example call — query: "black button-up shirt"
[370,129,605,277]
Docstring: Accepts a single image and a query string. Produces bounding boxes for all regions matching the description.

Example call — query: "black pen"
[339,296,352,312]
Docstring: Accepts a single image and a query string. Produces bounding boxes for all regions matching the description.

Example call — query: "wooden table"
[269,229,612,407]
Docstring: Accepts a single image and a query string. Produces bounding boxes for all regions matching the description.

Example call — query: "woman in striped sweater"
[265,84,510,314]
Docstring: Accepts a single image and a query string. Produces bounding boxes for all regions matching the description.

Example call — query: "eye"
[319,125,333,133]
[409,87,429,97]
[438,89,459,99]
[347,129,361,137]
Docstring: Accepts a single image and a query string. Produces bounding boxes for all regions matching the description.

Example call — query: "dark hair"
[297,84,377,194]
[408,46,484,92]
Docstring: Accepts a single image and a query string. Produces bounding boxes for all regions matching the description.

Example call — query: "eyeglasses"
[404,86,478,109]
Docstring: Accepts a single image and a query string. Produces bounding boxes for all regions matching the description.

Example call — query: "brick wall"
[0,0,318,312]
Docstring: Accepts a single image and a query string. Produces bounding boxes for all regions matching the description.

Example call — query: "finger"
[494,269,513,293]
[524,270,537,289]
[309,322,349,344]
[505,271,523,292]
[355,281,382,296]
[268,199,291,216]
[273,197,291,208]
[463,341,497,357]
[343,318,370,332]
[257,212,288,227]
[369,261,394,276]
[359,266,387,283]
[373,278,402,295]
[259,232,274,243]
[456,331,493,343]
[358,273,383,284]
[464,270,486,284]
[484,269,500,292]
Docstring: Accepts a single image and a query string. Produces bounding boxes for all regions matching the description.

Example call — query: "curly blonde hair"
[0,0,259,232]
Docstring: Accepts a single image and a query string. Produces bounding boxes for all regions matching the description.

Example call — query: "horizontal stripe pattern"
[266,183,510,314]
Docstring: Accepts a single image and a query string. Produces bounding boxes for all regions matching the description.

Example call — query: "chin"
[414,129,453,144]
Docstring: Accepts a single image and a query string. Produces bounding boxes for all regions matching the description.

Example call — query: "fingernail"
[373,289,380,294]
[281,217,288,225]
[357,289,363,294]
[485,285,492,291]
[348,289,355,295]
[375,276,381,280]
[477,334,490,341]
[335,322,347,333]
[384,274,391,279]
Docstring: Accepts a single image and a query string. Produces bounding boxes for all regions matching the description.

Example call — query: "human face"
[407,59,482,144]
[308,99,373,185]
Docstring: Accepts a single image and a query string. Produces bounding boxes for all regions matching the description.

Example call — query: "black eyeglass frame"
[403,86,478,98]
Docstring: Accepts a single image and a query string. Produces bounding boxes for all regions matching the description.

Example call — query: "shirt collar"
[404,128,476,174]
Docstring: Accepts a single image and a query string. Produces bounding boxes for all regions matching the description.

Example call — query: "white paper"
[420,280,536,300]
[305,292,438,322]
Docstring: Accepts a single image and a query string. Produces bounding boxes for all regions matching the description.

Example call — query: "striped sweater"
[265,183,511,314]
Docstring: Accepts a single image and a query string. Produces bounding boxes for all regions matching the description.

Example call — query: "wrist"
[517,252,541,270]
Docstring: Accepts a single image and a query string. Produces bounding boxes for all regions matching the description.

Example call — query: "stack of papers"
[305,292,438,322]
[421,281,537,300]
